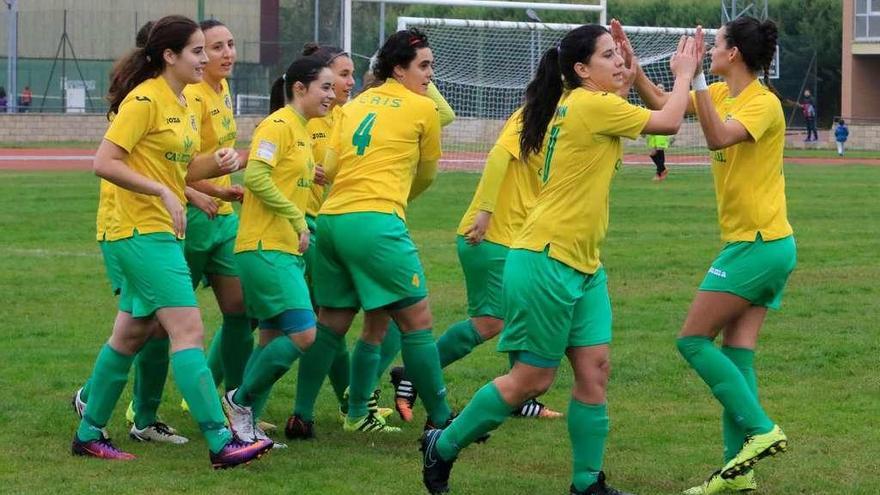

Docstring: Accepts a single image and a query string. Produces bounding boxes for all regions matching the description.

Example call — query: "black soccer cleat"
[421,428,455,495]
[570,471,635,495]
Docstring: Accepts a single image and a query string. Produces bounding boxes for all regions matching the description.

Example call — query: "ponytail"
[520,47,563,159]
[268,56,330,115]
[106,47,162,118]
[269,75,288,113]
[725,16,780,98]
[106,15,200,119]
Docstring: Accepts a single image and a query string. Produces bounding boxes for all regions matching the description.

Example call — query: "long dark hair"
[724,16,779,94]
[135,21,154,49]
[372,28,429,81]
[302,42,349,66]
[107,15,200,118]
[268,56,330,113]
[520,24,609,159]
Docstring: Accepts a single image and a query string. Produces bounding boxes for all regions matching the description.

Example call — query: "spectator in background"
[834,119,849,157]
[801,89,817,142]
[19,85,32,112]
[0,87,7,112]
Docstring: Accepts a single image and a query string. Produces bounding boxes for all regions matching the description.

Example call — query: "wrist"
[692,72,708,91]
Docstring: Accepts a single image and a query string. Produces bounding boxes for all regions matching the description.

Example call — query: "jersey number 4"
[352,112,377,156]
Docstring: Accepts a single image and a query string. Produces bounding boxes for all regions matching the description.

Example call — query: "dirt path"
[2,148,879,171]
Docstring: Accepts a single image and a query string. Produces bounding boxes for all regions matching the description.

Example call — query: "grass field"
[1,164,878,494]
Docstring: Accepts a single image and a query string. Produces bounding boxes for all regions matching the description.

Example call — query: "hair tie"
[409,36,422,46]
[282,72,287,83]
[556,43,562,55]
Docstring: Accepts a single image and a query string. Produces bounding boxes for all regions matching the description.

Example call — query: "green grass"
[1,165,878,494]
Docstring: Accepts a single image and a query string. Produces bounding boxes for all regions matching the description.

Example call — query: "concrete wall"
[2,114,879,152]
[0,1,262,63]
[0,113,263,144]
[842,0,880,120]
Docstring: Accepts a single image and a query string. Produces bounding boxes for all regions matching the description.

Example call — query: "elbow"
[93,159,109,179]
[705,138,724,151]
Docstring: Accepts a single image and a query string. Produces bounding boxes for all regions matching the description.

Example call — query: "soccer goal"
[235,94,270,116]
[397,17,717,168]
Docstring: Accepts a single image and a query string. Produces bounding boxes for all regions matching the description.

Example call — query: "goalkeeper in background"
[646,83,670,181]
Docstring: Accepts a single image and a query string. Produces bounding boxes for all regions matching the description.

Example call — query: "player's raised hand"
[694,25,706,75]
[670,36,699,80]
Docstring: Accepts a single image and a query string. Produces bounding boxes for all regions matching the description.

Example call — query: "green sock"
[402,329,451,425]
[327,337,351,405]
[171,348,232,453]
[721,346,758,462]
[219,313,253,391]
[234,336,302,409]
[437,319,484,368]
[569,399,609,490]
[80,379,91,402]
[205,326,225,387]
[677,337,773,435]
[76,344,134,441]
[376,320,403,380]
[294,324,343,421]
[436,382,512,461]
[132,336,169,429]
[348,339,381,419]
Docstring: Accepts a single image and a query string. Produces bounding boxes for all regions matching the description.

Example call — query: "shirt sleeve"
[494,109,522,158]
[584,93,651,139]
[418,101,442,165]
[425,82,456,128]
[248,119,287,169]
[104,94,154,152]
[730,94,777,143]
[473,144,514,213]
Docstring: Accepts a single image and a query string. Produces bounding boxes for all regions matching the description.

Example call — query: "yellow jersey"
[103,76,201,240]
[234,106,316,256]
[513,88,651,274]
[319,79,442,220]
[184,79,237,215]
[457,109,543,247]
[698,80,793,242]
[305,105,341,217]
[95,179,117,241]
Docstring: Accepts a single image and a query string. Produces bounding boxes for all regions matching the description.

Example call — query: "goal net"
[397,17,717,168]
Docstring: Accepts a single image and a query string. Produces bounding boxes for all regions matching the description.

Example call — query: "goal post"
[397,17,717,167]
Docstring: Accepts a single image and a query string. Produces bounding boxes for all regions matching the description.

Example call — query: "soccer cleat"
[129,422,189,444]
[71,388,86,419]
[285,414,316,440]
[255,423,287,449]
[257,420,277,433]
[720,425,787,480]
[511,398,564,419]
[210,437,273,470]
[683,470,757,494]
[421,428,455,495]
[221,389,257,443]
[340,388,395,421]
[72,433,136,460]
[390,366,417,422]
[570,471,635,495]
[424,413,491,444]
[653,169,669,182]
[343,412,402,433]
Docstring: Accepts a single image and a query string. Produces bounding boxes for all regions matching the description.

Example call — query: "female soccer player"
[182,19,252,396]
[418,23,700,494]
[219,56,336,444]
[293,28,451,435]
[632,17,793,494]
[73,15,272,468]
[388,107,564,422]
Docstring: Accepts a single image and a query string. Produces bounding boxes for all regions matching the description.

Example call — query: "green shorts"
[313,212,428,311]
[498,248,612,365]
[699,234,797,310]
[184,206,239,288]
[303,215,318,287]
[236,248,314,321]
[456,235,508,319]
[112,231,197,318]
[99,240,124,296]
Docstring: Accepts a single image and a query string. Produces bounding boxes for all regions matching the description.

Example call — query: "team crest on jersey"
[411,274,421,288]
[224,94,233,109]
[221,115,232,131]
[183,136,194,153]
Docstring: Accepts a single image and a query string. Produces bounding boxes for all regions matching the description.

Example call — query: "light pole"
[525,8,542,77]
[5,0,18,113]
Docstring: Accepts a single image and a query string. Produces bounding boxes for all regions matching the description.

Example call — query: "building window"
[856,0,880,40]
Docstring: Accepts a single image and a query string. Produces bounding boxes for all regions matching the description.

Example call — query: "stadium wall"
[4,115,879,152]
